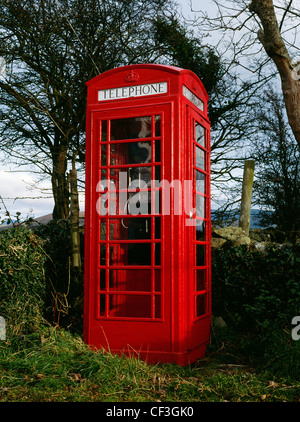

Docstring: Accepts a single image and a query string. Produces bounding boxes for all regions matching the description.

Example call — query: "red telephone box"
[84,64,211,365]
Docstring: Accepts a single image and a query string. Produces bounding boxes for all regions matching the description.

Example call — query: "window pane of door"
[111,116,151,140]
[195,170,205,194]
[195,122,205,147]
[195,145,205,170]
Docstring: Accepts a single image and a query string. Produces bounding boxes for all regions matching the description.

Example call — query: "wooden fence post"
[239,160,255,236]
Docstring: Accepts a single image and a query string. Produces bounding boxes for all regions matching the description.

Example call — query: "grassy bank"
[0,326,299,402]
[1,226,300,402]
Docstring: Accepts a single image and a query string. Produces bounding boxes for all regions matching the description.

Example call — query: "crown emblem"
[125,70,139,83]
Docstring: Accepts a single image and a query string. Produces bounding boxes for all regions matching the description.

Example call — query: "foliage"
[153,15,223,99]
[211,243,300,379]
[0,226,47,335]
[212,243,300,332]
[35,220,83,330]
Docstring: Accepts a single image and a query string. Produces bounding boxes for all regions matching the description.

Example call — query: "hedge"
[211,243,300,332]
[0,226,47,335]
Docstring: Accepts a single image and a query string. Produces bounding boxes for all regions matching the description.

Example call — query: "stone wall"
[211,225,297,250]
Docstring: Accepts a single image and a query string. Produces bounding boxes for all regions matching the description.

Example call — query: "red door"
[186,107,211,351]
[87,104,173,354]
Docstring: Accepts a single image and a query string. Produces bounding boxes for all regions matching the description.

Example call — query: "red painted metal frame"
[84,64,211,365]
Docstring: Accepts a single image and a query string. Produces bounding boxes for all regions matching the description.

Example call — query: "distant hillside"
[0,212,85,230]
[1,210,270,230]
[211,209,273,229]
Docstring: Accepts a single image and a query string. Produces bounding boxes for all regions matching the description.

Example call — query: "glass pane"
[152,190,162,215]
[155,140,161,162]
[109,294,151,318]
[155,243,161,265]
[109,218,151,240]
[109,219,123,240]
[111,142,151,165]
[99,294,106,316]
[97,172,115,193]
[100,269,106,290]
[196,220,205,241]
[98,185,151,216]
[155,218,161,239]
[109,167,152,191]
[183,85,204,110]
[155,269,161,292]
[97,192,119,216]
[196,270,206,291]
[196,294,207,317]
[196,170,205,193]
[196,244,205,267]
[101,120,107,142]
[111,116,151,140]
[195,145,205,170]
[101,169,107,183]
[109,243,151,266]
[128,191,151,216]
[155,116,161,137]
[109,269,151,292]
[196,194,205,218]
[100,220,106,240]
[101,144,107,166]
[155,295,161,319]
[195,123,205,147]
[155,166,161,182]
[128,166,152,186]
[100,245,106,266]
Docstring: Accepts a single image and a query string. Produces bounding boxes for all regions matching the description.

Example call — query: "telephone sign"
[84,64,211,365]
[98,81,168,101]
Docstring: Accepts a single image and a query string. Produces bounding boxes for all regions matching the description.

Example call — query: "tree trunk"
[69,162,81,271]
[249,0,300,148]
[239,160,255,236]
[51,148,70,220]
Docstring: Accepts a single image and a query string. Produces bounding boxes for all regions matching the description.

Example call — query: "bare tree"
[0,0,175,220]
[154,12,264,210]
[252,88,300,242]
[249,0,300,147]
[191,0,300,148]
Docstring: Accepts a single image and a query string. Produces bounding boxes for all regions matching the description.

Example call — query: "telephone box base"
[95,343,208,366]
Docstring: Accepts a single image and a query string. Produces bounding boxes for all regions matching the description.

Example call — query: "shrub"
[211,243,300,379]
[212,243,300,332]
[35,220,72,297]
[0,226,47,336]
[35,220,84,331]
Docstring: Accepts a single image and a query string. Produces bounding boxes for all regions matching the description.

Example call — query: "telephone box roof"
[86,63,208,100]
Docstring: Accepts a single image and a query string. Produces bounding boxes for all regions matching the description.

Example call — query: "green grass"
[0,326,300,402]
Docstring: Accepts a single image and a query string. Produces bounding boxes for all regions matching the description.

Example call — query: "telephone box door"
[87,104,172,354]
[186,107,211,352]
